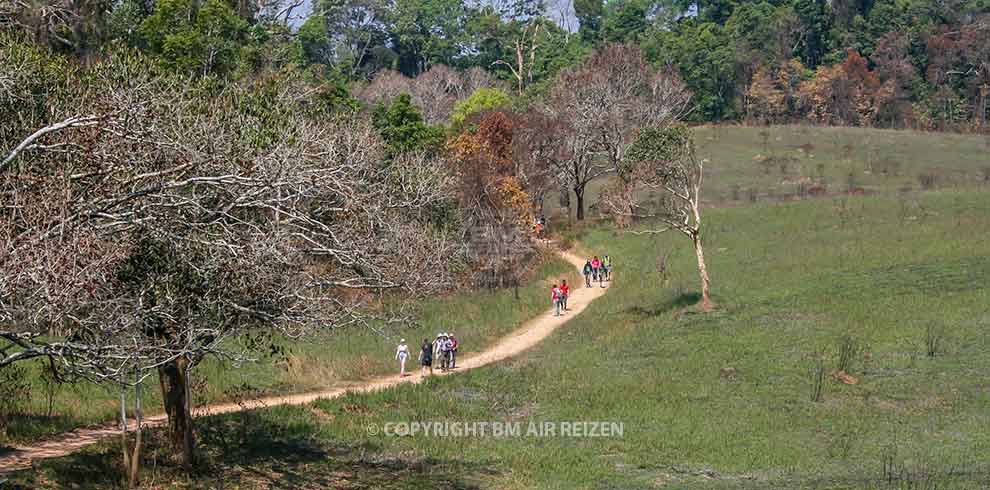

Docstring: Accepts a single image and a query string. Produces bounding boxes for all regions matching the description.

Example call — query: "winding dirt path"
[0,250,607,475]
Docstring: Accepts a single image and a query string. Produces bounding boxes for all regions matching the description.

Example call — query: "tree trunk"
[574,186,585,221]
[158,357,195,468]
[692,233,713,311]
[129,374,142,488]
[119,373,143,488]
[615,181,634,228]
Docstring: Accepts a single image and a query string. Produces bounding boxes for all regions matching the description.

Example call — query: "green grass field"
[0,253,577,447]
[7,125,990,489]
[545,125,990,222]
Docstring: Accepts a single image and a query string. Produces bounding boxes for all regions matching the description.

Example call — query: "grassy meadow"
[0,254,577,447]
[7,125,990,489]
[546,125,990,221]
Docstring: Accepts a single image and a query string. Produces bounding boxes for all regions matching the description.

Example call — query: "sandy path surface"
[0,249,607,474]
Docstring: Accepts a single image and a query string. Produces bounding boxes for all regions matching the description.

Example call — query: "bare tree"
[492,19,542,96]
[546,43,691,221]
[600,126,713,310]
[510,109,563,214]
[355,65,504,125]
[1,45,460,468]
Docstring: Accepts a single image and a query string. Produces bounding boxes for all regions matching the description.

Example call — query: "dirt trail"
[0,250,607,474]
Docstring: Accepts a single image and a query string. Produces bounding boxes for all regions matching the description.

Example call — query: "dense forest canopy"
[3,0,988,130]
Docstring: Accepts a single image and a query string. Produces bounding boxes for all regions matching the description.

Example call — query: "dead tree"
[492,19,541,96]
[601,125,713,310]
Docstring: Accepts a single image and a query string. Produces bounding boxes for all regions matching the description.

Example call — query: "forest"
[2,0,989,130]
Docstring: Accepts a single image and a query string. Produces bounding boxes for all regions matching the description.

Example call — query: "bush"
[450,88,511,127]
[0,364,32,421]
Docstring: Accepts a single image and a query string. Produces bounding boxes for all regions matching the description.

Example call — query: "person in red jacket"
[560,280,570,311]
[591,256,601,284]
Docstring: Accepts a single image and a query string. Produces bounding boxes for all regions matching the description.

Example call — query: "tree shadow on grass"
[625,292,702,318]
[9,408,490,489]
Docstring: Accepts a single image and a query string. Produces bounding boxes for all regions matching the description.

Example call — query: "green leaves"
[450,88,512,128]
[139,0,248,76]
[626,125,692,169]
[371,94,444,158]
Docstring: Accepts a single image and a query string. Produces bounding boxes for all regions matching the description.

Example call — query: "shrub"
[0,364,32,421]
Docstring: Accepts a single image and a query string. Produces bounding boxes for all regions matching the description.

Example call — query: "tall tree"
[547,43,691,221]
[574,0,604,42]
[602,0,649,43]
[600,125,713,309]
[1,44,459,467]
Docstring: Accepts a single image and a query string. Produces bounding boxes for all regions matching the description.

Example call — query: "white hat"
[400,338,405,343]
[436,333,442,337]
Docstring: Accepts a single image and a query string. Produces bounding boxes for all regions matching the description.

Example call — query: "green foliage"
[601,0,650,43]
[307,79,361,116]
[450,87,512,127]
[642,20,736,121]
[139,0,248,75]
[10,0,990,130]
[371,93,444,158]
[296,15,332,66]
[0,364,31,422]
[574,0,605,42]
[625,125,692,170]
[385,0,471,75]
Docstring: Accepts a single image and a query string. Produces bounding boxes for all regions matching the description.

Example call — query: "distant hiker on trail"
[448,333,458,369]
[419,338,433,376]
[433,333,445,371]
[591,256,601,283]
[395,339,410,377]
[552,284,562,316]
[603,254,613,282]
[441,333,454,370]
[583,260,593,287]
[560,280,570,311]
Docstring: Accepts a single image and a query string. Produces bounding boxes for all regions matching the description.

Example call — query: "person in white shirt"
[433,333,445,371]
[395,339,409,377]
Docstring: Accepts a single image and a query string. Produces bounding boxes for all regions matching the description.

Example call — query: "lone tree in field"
[547,43,691,221]
[1,42,458,470]
[601,125,713,310]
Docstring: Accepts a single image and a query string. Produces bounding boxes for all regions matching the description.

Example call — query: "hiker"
[395,338,410,377]
[560,279,570,311]
[591,256,601,284]
[583,259,593,287]
[551,284,562,316]
[419,338,433,376]
[444,333,455,369]
[448,333,458,369]
[603,254,613,282]
[433,333,445,371]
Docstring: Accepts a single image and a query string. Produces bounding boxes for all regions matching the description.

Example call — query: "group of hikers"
[395,333,459,377]
[550,254,612,317]
[394,254,614,376]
